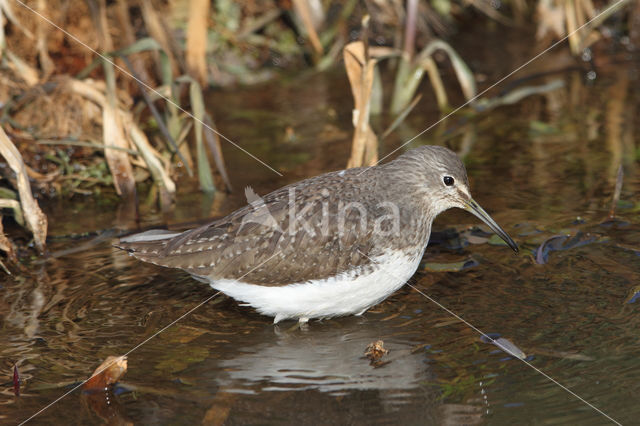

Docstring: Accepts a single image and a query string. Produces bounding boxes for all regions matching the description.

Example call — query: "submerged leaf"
[535,235,567,264]
[155,346,209,373]
[534,232,598,264]
[530,348,594,361]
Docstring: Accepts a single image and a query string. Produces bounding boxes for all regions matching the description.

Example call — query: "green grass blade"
[183,76,215,193]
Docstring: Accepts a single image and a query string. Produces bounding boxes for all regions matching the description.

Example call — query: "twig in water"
[608,164,623,220]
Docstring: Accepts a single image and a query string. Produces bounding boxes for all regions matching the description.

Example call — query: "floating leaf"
[364,340,388,361]
[83,356,128,391]
[488,234,509,247]
[625,286,640,304]
[423,257,479,272]
[460,227,493,245]
[480,333,526,360]
[364,340,389,367]
[466,234,489,245]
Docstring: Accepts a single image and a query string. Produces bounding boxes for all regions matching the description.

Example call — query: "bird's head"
[387,146,518,253]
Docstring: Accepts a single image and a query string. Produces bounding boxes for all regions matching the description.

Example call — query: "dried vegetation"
[0,0,636,263]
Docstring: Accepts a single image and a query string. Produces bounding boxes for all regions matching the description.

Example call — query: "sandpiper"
[117,146,518,323]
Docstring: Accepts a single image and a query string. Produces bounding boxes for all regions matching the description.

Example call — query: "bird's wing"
[117,170,385,286]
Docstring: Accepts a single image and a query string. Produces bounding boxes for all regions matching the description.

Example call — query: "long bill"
[465,199,518,253]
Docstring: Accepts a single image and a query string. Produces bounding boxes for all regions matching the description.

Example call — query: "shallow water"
[2,38,640,425]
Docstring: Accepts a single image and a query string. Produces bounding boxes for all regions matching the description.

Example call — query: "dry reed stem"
[68,79,174,197]
[565,0,580,55]
[115,0,154,88]
[94,0,113,51]
[292,0,324,57]
[5,50,39,86]
[608,164,623,220]
[605,69,628,186]
[535,0,566,41]
[0,199,23,225]
[0,0,34,60]
[0,215,16,262]
[140,0,181,76]
[0,126,48,253]
[121,112,176,198]
[103,100,136,196]
[344,41,378,168]
[204,115,233,192]
[422,56,448,110]
[186,0,210,85]
[36,0,53,78]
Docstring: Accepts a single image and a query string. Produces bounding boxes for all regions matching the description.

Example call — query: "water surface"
[2,38,640,425]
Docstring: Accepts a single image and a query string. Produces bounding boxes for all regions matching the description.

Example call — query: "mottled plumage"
[117,146,517,322]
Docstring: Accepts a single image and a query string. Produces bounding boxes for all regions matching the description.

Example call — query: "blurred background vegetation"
[0,0,637,261]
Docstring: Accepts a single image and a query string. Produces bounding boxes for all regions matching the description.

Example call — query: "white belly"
[206,251,422,323]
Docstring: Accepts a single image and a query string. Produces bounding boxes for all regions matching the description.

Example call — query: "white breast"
[206,250,422,323]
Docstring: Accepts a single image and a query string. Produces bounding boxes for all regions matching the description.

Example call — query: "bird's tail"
[115,229,181,264]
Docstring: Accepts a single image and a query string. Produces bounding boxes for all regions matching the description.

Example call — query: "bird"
[116,146,518,324]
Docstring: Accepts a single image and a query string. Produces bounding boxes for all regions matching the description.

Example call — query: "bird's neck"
[371,166,436,257]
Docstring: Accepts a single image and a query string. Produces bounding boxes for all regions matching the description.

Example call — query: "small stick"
[608,164,623,220]
[361,15,370,63]
[13,364,20,396]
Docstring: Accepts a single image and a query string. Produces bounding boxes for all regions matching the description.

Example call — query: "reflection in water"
[194,319,446,424]
[215,322,429,394]
[2,54,640,424]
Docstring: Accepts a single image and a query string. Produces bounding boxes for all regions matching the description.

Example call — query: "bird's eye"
[443,176,454,186]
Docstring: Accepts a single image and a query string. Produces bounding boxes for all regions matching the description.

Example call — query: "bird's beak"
[464,199,518,253]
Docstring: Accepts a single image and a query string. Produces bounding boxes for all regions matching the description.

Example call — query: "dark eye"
[443,176,454,186]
